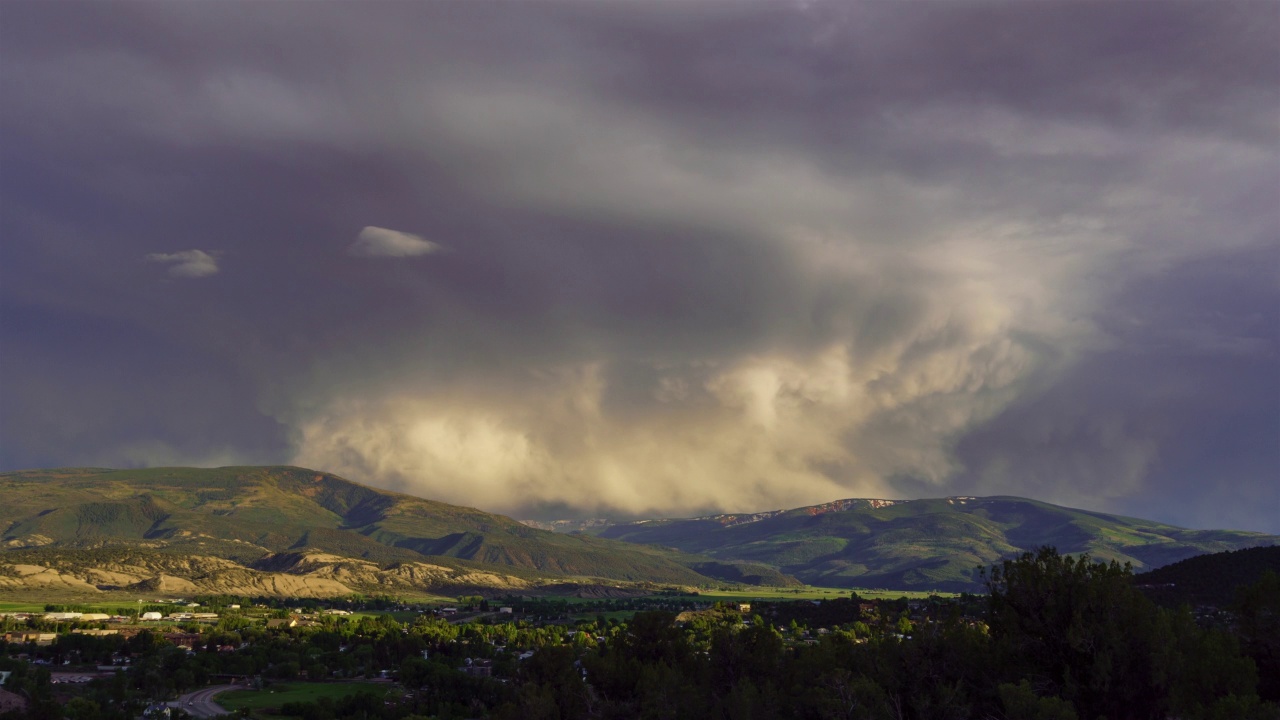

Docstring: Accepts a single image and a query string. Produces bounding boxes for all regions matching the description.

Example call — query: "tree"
[1235,570,1280,702]
[984,547,1166,719]
[998,680,1078,720]
[520,645,588,720]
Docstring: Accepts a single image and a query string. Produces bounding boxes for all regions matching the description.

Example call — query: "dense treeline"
[524,550,1276,720]
[1137,545,1280,608]
[2,548,1277,719]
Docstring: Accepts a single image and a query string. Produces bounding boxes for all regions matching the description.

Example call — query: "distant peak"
[691,510,785,527]
[796,498,906,515]
[689,498,912,525]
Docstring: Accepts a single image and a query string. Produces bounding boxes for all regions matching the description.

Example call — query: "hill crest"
[0,466,723,595]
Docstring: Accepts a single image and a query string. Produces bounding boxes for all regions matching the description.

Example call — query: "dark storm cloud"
[0,1,1275,529]
[952,243,1280,532]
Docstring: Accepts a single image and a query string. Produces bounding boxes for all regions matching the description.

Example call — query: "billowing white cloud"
[145,250,219,278]
[348,226,441,258]
[289,208,1091,517]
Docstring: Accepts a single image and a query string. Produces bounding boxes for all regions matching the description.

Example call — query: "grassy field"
[568,609,636,622]
[673,586,956,602]
[350,610,425,622]
[0,600,190,612]
[0,583,956,613]
[561,587,957,620]
[216,682,386,718]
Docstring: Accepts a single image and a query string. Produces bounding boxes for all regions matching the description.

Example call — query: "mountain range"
[1,466,1275,597]
[561,496,1278,591]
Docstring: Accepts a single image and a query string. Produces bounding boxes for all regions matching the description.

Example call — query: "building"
[42,612,82,621]
[141,612,163,621]
[163,633,202,649]
[3,632,57,646]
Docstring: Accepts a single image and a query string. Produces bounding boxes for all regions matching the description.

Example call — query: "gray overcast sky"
[1,1,1277,531]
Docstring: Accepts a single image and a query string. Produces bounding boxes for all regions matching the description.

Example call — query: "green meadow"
[660,586,955,602]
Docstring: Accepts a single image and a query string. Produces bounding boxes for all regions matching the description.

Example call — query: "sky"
[1,1,1277,532]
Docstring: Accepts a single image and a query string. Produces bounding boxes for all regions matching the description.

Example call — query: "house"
[266,618,298,629]
[499,607,513,614]
[738,603,752,613]
[163,633,202,650]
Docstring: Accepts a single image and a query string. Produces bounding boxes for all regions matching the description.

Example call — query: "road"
[169,684,239,718]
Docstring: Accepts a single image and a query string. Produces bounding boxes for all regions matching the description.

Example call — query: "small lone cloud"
[348,226,441,257]
[145,249,219,277]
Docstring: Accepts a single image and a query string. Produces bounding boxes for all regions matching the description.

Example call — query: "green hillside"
[5,468,1272,595]
[596,497,1279,591]
[0,466,714,589]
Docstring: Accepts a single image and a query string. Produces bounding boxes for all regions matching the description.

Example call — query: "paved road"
[169,684,238,718]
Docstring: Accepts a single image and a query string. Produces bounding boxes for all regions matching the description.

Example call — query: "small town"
[2,549,1276,720]
[1,590,982,719]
